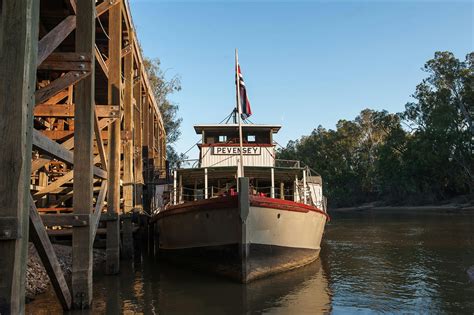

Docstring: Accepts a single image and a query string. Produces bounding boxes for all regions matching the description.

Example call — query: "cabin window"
[247,135,256,142]
[219,135,227,143]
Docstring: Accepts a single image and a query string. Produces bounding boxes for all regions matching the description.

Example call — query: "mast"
[235,49,245,178]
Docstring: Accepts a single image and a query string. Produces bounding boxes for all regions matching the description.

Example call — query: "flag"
[236,64,252,119]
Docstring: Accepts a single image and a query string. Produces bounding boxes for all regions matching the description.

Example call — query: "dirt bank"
[330,203,474,214]
[26,243,105,299]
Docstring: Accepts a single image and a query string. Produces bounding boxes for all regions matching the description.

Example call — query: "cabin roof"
[194,124,281,134]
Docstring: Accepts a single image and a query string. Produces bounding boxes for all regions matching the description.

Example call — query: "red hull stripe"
[150,196,239,222]
[249,195,329,221]
[151,195,330,222]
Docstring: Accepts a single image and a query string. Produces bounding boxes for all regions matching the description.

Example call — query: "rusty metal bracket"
[0,217,21,240]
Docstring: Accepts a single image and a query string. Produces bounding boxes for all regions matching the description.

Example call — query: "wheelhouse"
[171,124,325,211]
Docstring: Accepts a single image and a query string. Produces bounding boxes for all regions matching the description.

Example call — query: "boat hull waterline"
[154,190,329,283]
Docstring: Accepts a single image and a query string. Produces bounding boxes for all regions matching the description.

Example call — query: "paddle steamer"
[152,52,329,282]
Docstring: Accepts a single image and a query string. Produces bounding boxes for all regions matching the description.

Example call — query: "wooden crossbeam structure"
[0,0,168,311]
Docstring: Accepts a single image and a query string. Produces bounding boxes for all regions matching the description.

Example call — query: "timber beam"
[32,130,107,179]
[0,1,39,313]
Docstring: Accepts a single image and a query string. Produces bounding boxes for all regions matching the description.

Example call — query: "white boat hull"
[154,188,328,282]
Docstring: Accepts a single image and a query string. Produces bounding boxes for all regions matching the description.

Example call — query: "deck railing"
[174,158,303,169]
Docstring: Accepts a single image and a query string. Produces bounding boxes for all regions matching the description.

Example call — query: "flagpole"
[235,48,245,178]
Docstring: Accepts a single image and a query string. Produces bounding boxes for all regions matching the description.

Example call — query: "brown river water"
[27,212,474,314]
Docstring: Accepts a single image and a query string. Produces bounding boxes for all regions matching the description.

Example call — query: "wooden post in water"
[72,0,95,308]
[238,177,250,282]
[148,104,155,211]
[133,79,143,212]
[0,1,39,313]
[142,98,150,211]
[122,30,135,259]
[106,0,122,275]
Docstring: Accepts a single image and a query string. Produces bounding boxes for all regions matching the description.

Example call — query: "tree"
[277,51,473,207]
[401,51,473,199]
[143,57,186,168]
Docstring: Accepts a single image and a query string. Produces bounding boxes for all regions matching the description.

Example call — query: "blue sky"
[129,0,473,157]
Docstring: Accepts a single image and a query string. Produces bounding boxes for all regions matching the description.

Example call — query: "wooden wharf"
[0,0,167,312]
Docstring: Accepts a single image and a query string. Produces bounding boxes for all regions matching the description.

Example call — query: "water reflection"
[26,213,474,314]
[27,252,331,314]
[323,213,474,314]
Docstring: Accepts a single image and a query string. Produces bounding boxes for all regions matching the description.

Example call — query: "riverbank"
[26,243,105,300]
[330,203,474,214]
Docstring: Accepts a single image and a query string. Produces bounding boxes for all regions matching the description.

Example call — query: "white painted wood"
[200,146,275,168]
[246,206,326,250]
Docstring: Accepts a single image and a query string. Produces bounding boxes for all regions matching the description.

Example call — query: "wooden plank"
[32,129,107,179]
[91,181,108,241]
[96,0,120,17]
[95,46,109,78]
[35,71,90,104]
[71,0,96,308]
[30,117,116,174]
[34,104,119,118]
[122,38,135,259]
[44,90,69,104]
[46,189,74,208]
[0,1,39,313]
[38,60,91,72]
[41,52,92,62]
[31,157,53,173]
[39,213,90,227]
[37,15,76,66]
[41,129,115,140]
[33,129,73,164]
[29,197,72,310]
[106,0,122,275]
[123,39,134,214]
[105,45,132,68]
[38,52,92,71]
[33,155,100,198]
[40,130,74,141]
[133,81,144,212]
[49,228,108,237]
[34,170,74,198]
[37,207,73,213]
[94,111,108,172]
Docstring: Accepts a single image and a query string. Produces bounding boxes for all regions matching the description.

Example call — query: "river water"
[27,212,474,314]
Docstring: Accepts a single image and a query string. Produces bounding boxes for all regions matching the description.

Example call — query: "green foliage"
[277,51,473,207]
[143,57,186,168]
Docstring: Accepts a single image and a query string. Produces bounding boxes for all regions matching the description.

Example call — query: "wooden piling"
[71,0,95,308]
[122,38,135,258]
[1,0,168,309]
[106,0,122,275]
[0,1,39,313]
